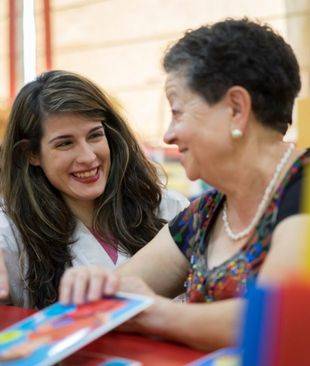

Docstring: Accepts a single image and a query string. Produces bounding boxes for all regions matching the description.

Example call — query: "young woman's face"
[33,113,111,208]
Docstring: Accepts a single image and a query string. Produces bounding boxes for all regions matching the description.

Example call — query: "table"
[0,305,205,365]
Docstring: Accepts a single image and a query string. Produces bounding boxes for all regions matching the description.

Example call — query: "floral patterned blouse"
[169,150,310,303]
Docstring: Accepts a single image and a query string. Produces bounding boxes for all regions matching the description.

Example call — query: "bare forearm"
[118,264,186,298]
[136,296,245,351]
[117,225,190,298]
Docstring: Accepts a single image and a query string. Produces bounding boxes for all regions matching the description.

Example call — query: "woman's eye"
[56,141,72,149]
[172,109,181,118]
[89,132,104,140]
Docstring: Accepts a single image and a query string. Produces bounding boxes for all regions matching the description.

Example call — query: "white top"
[0,190,188,308]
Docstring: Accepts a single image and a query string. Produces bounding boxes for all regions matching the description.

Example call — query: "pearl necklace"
[222,143,295,241]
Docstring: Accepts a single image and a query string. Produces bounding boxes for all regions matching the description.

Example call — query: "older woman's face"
[164,73,232,183]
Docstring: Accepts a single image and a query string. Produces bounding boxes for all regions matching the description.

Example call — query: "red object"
[0,305,204,365]
[272,280,310,366]
[8,0,17,102]
[90,229,118,264]
[73,298,123,317]
[43,0,52,70]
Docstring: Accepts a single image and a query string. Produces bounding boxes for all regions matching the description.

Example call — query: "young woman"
[0,70,188,309]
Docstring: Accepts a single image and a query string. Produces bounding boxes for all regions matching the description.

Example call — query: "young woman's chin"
[65,183,106,203]
[79,186,106,201]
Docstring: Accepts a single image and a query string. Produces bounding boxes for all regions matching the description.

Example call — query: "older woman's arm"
[153,298,243,351]
[118,224,190,297]
[119,288,244,351]
[59,224,190,303]
[61,216,307,351]
[117,215,309,350]
[60,224,244,350]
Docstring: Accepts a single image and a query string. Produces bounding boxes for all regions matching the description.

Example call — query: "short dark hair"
[163,18,301,134]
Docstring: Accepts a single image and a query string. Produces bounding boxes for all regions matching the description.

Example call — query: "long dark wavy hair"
[1,70,165,309]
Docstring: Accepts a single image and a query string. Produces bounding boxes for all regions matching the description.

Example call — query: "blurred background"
[0,0,309,197]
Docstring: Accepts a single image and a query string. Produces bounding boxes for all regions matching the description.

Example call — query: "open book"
[0,292,152,366]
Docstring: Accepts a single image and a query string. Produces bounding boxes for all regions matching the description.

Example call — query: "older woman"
[61,18,307,350]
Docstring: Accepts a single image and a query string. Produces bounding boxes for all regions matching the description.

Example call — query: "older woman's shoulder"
[188,188,221,211]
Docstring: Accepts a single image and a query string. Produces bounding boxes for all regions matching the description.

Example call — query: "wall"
[47,0,310,146]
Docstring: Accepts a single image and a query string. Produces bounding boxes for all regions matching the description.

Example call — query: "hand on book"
[0,248,9,299]
[58,265,168,339]
[59,265,119,304]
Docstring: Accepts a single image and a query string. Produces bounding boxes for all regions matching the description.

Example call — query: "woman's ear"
[29,153,40,167]
[17,139,40,166]
[226,86,251,133]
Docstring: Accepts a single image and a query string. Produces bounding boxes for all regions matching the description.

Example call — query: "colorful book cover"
[68,353,142,365]
[0,292,152,366]
[97,356,141,365]
[187,347,240,366]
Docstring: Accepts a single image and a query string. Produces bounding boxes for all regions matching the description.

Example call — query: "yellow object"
[297,98,310,272]
[0,330,23,344]
[296,98,310,149]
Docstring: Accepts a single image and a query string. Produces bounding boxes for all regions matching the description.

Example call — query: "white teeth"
[74,168,97,179]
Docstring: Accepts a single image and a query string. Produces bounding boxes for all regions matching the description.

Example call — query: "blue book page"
[187,347,240,366]
[68,353,142,366]
[97,356,141,365]
[0,292,152,366]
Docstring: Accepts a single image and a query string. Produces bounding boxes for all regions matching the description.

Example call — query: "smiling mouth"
[72,167,99,179]
[179,148,188,153]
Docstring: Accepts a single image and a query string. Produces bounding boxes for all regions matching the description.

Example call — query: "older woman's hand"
[0,248,9,299]
[59,265,119,304]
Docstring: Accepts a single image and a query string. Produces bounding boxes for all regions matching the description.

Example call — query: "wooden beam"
[8,0,17,102]
[43,0,52,70]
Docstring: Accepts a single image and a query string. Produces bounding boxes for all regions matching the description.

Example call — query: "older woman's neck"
[213,125,297,227]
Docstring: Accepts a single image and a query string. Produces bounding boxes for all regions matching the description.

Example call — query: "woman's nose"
[163,122,176,145]
[75,143,96,164]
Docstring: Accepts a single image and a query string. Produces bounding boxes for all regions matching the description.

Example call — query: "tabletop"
[0,305,205,365]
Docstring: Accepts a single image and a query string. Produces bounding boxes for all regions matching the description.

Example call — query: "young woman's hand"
[59,265,119,304]
[59,267,170,339]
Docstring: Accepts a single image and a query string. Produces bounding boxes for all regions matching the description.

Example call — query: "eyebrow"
[48,125,104,144]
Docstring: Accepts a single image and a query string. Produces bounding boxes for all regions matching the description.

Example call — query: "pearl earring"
[231,129,243,139]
